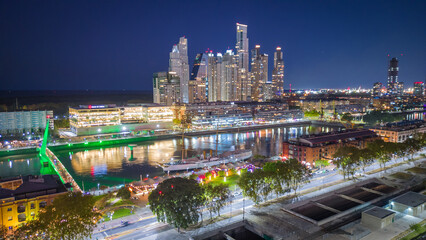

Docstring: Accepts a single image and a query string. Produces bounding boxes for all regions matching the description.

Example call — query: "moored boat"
[161,149,252,172]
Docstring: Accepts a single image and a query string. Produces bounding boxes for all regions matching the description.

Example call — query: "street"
[91,150,425,240]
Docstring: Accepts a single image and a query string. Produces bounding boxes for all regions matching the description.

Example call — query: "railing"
[45,148,82,192]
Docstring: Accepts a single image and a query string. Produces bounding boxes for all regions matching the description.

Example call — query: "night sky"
[1,0,425,91]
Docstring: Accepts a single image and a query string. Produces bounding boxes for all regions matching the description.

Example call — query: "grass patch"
[102,208,135,221]
[400,221,426,240]
[406,167,426,175]
[207,174,240,188]
[389,172,413,180]
[112,199,134,207]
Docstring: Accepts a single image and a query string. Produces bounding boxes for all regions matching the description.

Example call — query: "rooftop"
[363,207,395,219]
[0,175,69,201]
[372,120,425,132]
[289,129,377,147]
[390,191,426,208]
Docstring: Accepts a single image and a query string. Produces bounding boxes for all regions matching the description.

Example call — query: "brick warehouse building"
[282,129,379,167]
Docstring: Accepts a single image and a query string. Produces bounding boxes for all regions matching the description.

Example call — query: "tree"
[304,110,320,118]
[148,178,204,231]
[16,192,101,240]
[404,138,421,162]
[237,169,264,204]
[0,225,7,240]
[359,148,374,174]
[314,159,330,169]
[203,183,231,219]
[286,158,311,194]
[117,186,131,199]
[341,113,353,122]
[333,146,360,179]
[367,140,393,170]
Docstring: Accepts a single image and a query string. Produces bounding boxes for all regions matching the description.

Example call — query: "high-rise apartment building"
[0,110,54,134]
[165,72,181,105]
[169,37,189,103]
[189,53,208,103]
[236,23,249,72]
[387,58,399,96]
[272,47,284,97]
[250,45,268,101]
[235,23,251,101]
[222,50,239,101]
[372,82,383,98]
[413,82,424,96]
[397,82,404,96]
[207,52,221,102]
[152,71,181,105]
[153,72,168,104]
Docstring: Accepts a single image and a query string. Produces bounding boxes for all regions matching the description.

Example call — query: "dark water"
[0,125,337,189]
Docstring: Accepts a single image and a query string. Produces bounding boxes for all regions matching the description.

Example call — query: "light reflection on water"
[1,125,336,189]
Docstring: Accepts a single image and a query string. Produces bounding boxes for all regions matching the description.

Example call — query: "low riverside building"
[361,207,396,229]
[282,129,379,166]
[0,175,69,231]
[370,120,426,143]
[389,191,426,217]
[69,104,174,136]
[0,110,54,135]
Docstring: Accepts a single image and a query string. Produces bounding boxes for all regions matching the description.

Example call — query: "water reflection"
[1,125,336,189]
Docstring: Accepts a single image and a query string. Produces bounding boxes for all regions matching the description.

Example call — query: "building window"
[39,201,47,208]
[18,213,26,222]
[17,205,25,213]
[7,208,12,212]
[8,216,12,221]
[30,203,35,209]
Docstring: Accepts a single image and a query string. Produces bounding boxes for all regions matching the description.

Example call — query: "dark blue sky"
[1,0,425,90]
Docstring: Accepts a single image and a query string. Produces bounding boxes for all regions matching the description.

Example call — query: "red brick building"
[282,129,379,167]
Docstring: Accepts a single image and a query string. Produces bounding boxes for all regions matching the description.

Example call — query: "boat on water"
[161,149,252,172]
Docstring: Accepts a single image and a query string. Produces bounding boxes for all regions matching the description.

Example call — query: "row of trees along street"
[333,133,426,179]
[148,158,311,231]
[237,159,311,204]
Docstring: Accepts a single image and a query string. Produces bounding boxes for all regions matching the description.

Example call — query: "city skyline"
[1,0,425,91]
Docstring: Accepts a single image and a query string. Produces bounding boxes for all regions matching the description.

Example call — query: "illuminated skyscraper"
[272,46,284,97]
[153,72,167,104]
[250,45,268,101]
[222,50,239,101]
[413,82,424,96]
[372,82,383,98]
[169,37,189,103]
[387,57,399,96]
[236,23,249,71]
[189,53,208,103]
[235,23,251,101]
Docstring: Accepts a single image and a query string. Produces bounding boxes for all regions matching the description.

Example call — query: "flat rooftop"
[289,129,378,147]
[283,179,397,225]
[390,191,426,207]
[0,175,68,201]
[363,207,395,219]
[372,120,425,132]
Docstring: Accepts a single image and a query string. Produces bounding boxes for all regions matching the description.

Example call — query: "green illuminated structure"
[39,119,59,177]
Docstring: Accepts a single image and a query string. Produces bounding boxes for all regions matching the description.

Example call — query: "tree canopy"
[148,177,204,231]
[117,186,131,199]
[202,183,231,219]
[238,159,310,204]
[16,192,101,240]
